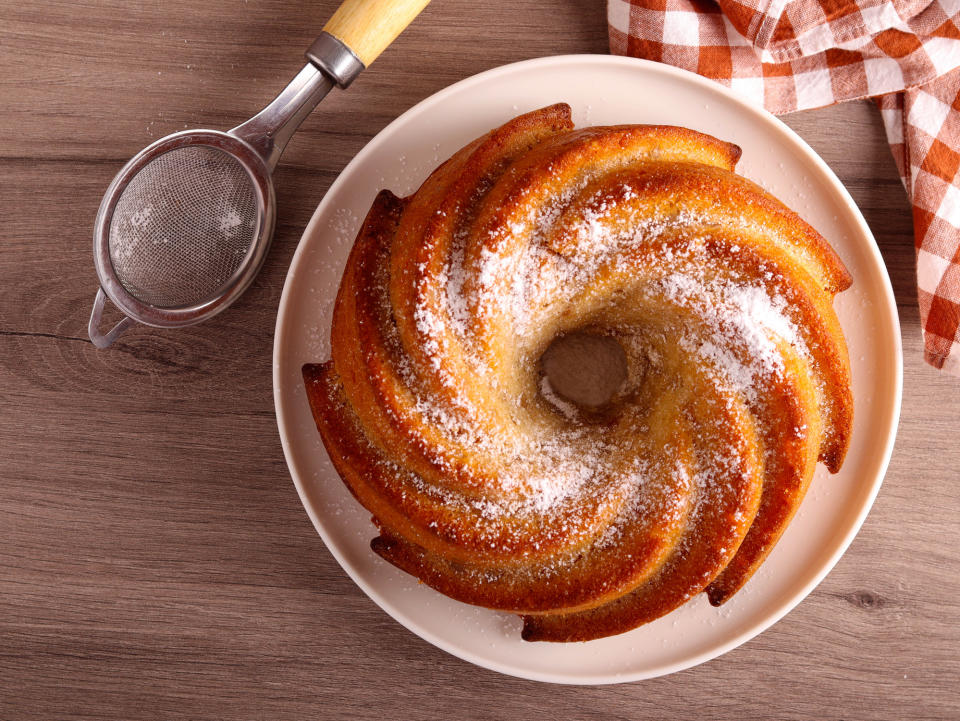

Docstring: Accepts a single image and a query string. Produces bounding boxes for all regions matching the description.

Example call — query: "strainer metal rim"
[93,129,275,328]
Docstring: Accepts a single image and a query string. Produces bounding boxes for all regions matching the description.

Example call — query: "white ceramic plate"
[273,55,902,684]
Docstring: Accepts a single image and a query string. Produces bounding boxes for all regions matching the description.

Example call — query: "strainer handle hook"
[88,288,136,348]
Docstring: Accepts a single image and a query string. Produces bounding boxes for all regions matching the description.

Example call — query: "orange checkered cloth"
[609,0,960,373]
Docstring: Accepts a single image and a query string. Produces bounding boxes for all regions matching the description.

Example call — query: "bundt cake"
[302,103,853,642]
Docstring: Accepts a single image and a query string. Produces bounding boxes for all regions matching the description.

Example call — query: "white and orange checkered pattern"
[609,0,960,373]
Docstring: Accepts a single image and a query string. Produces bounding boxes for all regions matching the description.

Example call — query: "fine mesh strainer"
[89,0,430,348]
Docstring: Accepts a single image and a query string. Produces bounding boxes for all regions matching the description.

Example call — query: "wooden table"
[2,1,958,718]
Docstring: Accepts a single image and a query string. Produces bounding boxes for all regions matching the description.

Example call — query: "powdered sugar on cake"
[314,115,850,625]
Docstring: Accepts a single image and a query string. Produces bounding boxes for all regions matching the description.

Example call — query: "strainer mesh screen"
[109,145,259,308]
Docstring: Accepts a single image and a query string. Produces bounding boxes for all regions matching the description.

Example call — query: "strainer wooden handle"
[324,0,431,67]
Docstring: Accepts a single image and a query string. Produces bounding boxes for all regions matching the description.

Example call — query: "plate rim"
[273,53,904,684]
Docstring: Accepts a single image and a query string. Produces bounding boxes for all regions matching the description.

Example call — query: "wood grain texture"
[323,0,433,66]
[0,0,958,719]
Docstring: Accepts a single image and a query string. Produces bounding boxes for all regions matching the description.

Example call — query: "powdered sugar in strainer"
[89,0,430,347]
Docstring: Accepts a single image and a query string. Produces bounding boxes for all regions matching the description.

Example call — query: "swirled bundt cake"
[302,103,853,642]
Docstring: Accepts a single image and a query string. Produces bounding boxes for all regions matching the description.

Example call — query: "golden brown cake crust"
[302,103,853,642]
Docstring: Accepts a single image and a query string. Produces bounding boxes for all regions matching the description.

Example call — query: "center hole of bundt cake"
[539,331,628,412]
